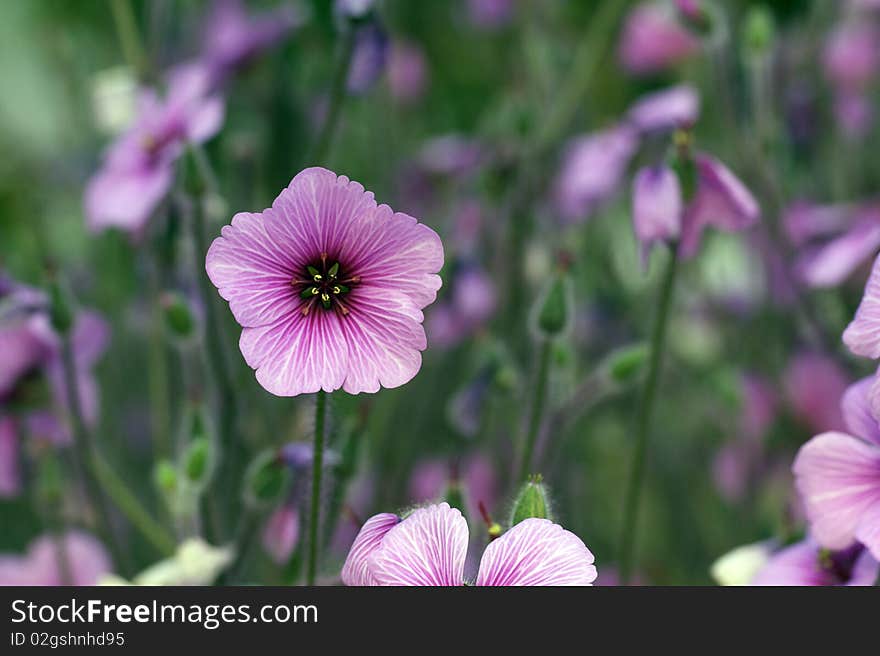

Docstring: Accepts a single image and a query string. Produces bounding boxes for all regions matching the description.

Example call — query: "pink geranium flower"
[0,531,111,586]
[85,63,224,236]
[793,377,880,560]
[341,502,597,586]
[206,167,443,396]
[751,539,878,586]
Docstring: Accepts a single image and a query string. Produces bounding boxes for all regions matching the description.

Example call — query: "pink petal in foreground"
[793,432,880,552]
[341,513,400,586]
[370,503,468,586]
[843,254,880,358]
[476,518,597,586]
[841,377,880,446]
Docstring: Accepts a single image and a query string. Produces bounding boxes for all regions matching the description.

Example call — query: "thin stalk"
[618,247,679,584]
[518,339,553,482]
[90,453,176,555]
[308,29,357,165]
[307,390,327,586]
[218,509,262,585]
[110,0,148,80]
[59,334,129,573]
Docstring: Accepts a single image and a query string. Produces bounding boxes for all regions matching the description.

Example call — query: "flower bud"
[244,450,290,508]
[604,343,650,385]
[183,437,211,486]
[161,292,196,339]
[743,6,774,58]
[509,475,553,526]
[48,280,73,336]
[532,274,571,339]
[153,459,178,497]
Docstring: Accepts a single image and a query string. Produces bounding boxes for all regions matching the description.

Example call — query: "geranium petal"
[476,518,597,586]
[793,432,880,551]
[841,377,880,446]
[341,513,400,586]
[843,254,880,358]
[370,503,468,586]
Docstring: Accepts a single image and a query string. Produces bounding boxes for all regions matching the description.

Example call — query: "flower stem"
[618,247,679,584]
[308,29,357,165]
[109,0,148,80]
[59,334,129,573]
[518,339,553,482]
[307,390,327,586]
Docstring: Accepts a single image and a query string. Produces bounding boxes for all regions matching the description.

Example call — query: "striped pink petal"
[476,518,597,586]
[341,513,400,586]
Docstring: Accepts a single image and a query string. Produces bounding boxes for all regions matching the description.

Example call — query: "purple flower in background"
[751,539,878,586]
[632,166,682,264]
[206,167,443,396]
[618,2,699,75]
[554,125,638,223]
[417,135,484,177]
[341,502,596,586]
[823,22,879,92]
[0,531,111,586]
[788,203,880,288]
[0,417,20,497]
[408,453,499,520]
[466,0,514,29]
[85,63,224,236]
[627,85,700,134]
[784,352,847,434]
[262,505,300,565]
[631,155,760,260]
[794,377,880,560]
[202,0,302,79]
[347,22,389,95]
[0,278,53,400]
[387,40,429,105]
[427,264,496,349]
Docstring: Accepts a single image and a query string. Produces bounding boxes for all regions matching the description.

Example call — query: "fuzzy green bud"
[244,450,289,508]
[743,6,774,56]
[48,280,73,335]
[533,274,571,338]
[509,475,553,526]
[161,292,196,339]
[605,343,649,384]
[153,459,178,496]
[183,437,211,485]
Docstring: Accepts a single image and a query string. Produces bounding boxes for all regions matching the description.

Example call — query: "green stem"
[618,247,679,584]
[59,334,129,573]
[218,508,262,585]
[518,339,553,482]
[307,390,327,586]
[308,29,357,165]
[110,0,148,80]
[534,0,629,152]
[91,453,176,556]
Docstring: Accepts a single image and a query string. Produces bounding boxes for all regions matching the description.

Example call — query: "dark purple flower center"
[818,545,860,585]
[290,252,359,317]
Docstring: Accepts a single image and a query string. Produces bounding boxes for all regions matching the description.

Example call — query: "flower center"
[291,252,359,317]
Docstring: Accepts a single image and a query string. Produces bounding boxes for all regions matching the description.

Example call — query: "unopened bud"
[244,450,290,508]
[153,459,178,497]
[509,475,553,526]
[532,274,571,339]
[605,343,650,384]
[161,292,196,339]
[743,6,774,57]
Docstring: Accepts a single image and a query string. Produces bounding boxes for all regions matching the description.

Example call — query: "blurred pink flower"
[0,531,111,586]
[823,22,879,92]
[783,352,848,434]
[206,167,443,395]
[0,278,53,400]
[427,265,496,349]
[793,377,880,560]
[347,22,389,94]
[0,417,20,498]
[466,0,514,29]
[342,502,596,586]
[618,2,699,75]
[262,505,300,565]
[85,63,224,236]
[387,40,428,105]
[408,453,498,520]
[417,135,484,176]
[844,254,880,363]
[627,85,700,134]
[631,154,760,259]
[202,0,302,79]
[834,91,873,139]
[751,539,878,586]
[555,125,638,223]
